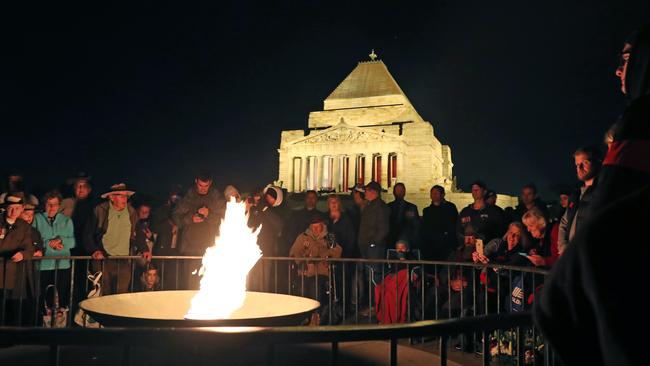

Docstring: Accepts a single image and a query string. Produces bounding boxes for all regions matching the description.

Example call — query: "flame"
[185,198,262,320]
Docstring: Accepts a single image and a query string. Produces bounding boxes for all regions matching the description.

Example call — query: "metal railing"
[0,256,552,365]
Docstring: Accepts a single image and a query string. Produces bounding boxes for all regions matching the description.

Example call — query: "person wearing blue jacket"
[33,190,75,309]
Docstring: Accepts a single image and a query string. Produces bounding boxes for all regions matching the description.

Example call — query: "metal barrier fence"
[0,312,536,366]
[0,256,552,365]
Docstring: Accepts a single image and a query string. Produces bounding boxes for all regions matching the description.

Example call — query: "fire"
[185,198,262,320]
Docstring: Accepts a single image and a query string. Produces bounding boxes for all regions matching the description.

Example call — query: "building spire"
[369,49,378,61]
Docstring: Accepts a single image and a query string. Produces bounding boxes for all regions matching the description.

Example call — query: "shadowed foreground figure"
[534,23,650,365]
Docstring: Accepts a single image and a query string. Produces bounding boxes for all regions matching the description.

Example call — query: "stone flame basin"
[79,290,320,327]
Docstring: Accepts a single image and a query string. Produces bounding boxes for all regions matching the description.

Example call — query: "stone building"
[277,56,517,212]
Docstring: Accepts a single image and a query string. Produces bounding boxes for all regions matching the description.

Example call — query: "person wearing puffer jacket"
[290,216,342,301]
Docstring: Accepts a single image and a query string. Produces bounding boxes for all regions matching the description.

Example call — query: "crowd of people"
[0,141,598,327]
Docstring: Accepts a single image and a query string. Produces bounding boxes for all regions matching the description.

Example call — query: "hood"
[223,185,240,201]
[626,23,650,101]
[263,185,283,207]
[305,226,329,240]
[594,23,650,210]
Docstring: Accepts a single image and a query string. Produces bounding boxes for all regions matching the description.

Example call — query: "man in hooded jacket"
[534,23,650,366]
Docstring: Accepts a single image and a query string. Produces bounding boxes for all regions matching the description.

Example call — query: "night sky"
[5,1,650,202]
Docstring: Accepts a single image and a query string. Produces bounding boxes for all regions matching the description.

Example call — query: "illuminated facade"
[277,58,516,211]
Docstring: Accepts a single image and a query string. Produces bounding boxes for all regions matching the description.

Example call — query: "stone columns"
[300,156,308,192]
[364,153,372,186]
[332,155,340,192]
[347,156,353,191]
[291,157,300,192]
[393,152,401,188]
[381,152,389,189]
[315,156,322,191]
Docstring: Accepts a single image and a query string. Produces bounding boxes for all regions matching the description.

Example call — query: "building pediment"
[308,104,423,128]
[290,122,400,146]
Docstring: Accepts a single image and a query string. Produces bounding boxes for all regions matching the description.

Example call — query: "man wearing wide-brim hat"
[99,183,135,200]
[85,183,151,295]
[0,194,36,319]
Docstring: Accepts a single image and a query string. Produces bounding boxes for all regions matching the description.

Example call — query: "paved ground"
[0,340,494,366]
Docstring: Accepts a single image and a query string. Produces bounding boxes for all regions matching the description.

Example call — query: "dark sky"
[4,1,650,200]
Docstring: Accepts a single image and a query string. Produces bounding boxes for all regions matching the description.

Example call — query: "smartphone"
[518,252,528,257]
[475,239,484,256]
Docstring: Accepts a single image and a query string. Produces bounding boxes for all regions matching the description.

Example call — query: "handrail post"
[390,338,397,366]
[49,344,59,366]
[267,344,275,366]
[482,330,490,365]
[517,326,525,366]
[122,345,130,366]
[331,341,339,366]
[439,336,448,366]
